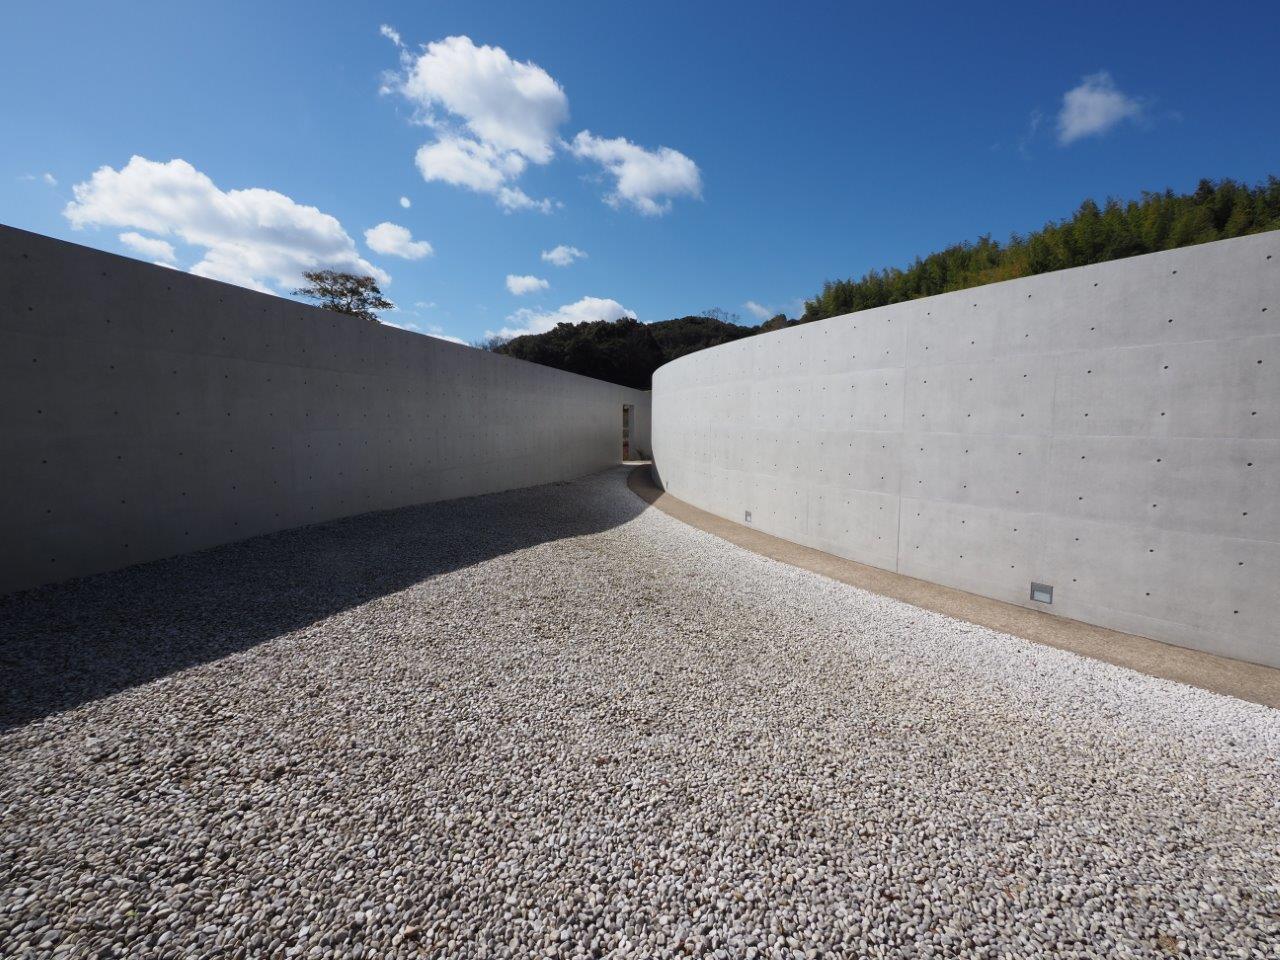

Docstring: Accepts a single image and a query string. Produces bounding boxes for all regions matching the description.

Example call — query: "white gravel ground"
[2,466,1278,959]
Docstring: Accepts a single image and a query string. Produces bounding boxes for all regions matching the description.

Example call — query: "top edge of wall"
[652,229,1280,381]
[0,222,648,397]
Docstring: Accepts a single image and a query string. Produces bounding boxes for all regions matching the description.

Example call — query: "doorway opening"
[622,404,633,460]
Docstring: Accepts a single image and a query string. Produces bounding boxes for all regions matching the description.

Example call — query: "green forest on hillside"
[489,177,1279,388]
[801,177,1280,321]
[492,314,770,391]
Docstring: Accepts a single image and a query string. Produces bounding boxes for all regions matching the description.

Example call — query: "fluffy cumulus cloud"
[391,35,565,213]
[1057,72,1143,145]
[414,135,523,192]
[569,131,701,216]
[118,230,176,263]
[743,300,771,321]
[384,31,700,216]
[505,273,549,295]
[412,136,551,212]
[364,221,433,259]
[402,35,567,162]
[541,244,586,267]
[64,156,387,293]
[492,295,635,340]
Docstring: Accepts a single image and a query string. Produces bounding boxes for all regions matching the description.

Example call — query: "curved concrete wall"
[653,232,1280,668]
[0,225,649,594]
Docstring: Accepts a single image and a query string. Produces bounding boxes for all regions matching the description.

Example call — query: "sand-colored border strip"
[628,464,1280,709]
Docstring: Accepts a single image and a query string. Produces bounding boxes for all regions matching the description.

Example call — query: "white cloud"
[379,24,403,48]
[392,35,565,212]
[401,35,567,162]
[541,244,586,267]
[118,231,176,263]
[427,327,469,345]
[19,172,58,186]
[743,297,805,322]
[414,135,524,192]
[399,195,411,208]
[491,295,635,339]
[382,316,468,345]
[497,186,554,214]
[412,135,553,212]
[1057,71,1142,145]
[64,156,387,293]
[569,131,701,215]
[387,34,701,216]
[364,221,434,259]
[506,273,549,295]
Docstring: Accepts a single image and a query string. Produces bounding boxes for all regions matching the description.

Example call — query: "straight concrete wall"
[0,225,650,594]
[652,232,1280,668]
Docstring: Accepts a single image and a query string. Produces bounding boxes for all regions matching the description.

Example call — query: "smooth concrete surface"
[628,464,1280,708]
[652,232,1280,668]
[0,224,650,594]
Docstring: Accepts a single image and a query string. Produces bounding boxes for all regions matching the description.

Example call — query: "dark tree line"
[495,177,1278,387]
[491,315,775,390]
[801,177,1280,321]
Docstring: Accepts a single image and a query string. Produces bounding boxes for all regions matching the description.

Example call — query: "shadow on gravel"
[0,467,647,730]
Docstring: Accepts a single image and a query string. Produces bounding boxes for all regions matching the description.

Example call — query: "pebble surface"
[2,465,1278,959]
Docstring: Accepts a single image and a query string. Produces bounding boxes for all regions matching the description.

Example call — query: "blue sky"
[3,0,1277,344]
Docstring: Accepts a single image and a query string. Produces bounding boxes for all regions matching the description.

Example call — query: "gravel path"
[2,466,1278,959]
